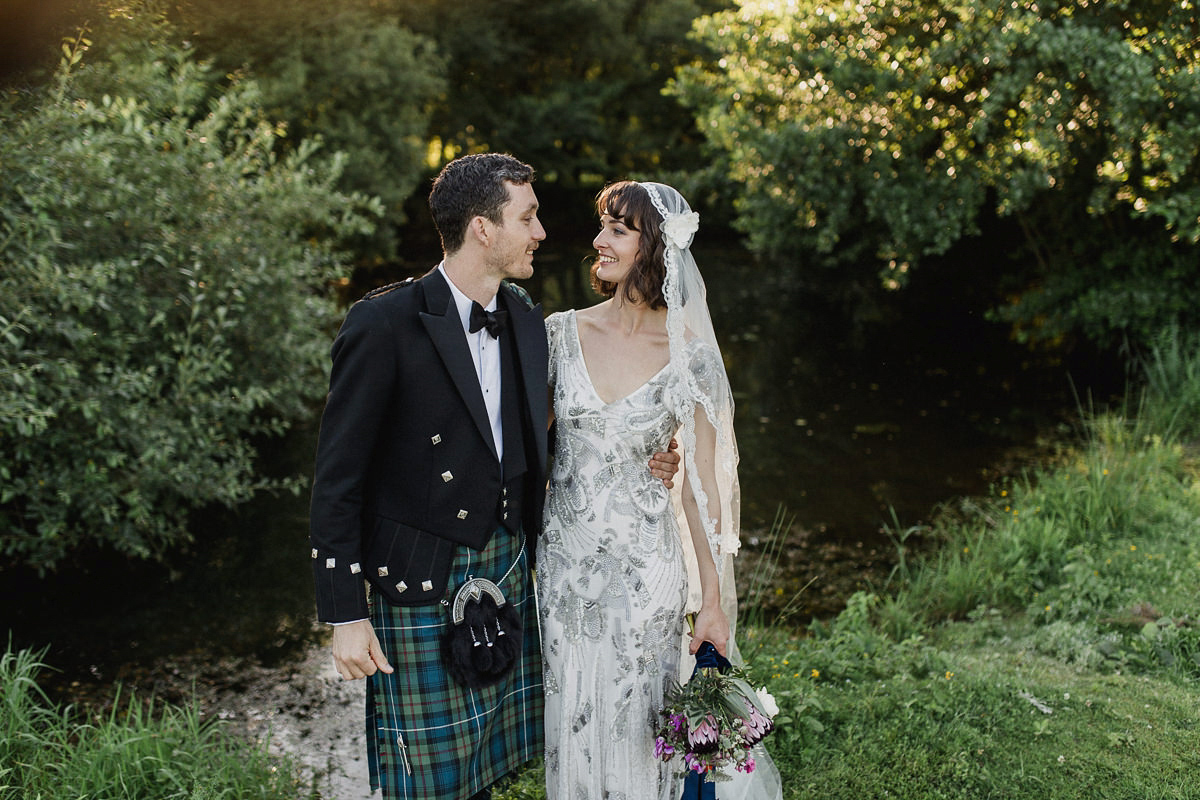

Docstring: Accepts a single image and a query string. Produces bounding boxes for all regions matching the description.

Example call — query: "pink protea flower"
[741,702,774,745]
[688,714,720,753]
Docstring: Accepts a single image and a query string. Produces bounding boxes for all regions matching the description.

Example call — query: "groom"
[308,153,677,800]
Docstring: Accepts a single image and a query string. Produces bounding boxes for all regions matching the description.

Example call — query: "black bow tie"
[469,301,508,338]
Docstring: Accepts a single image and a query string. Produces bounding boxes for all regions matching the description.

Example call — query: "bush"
[0,11,378,569]
[179,0,446,260]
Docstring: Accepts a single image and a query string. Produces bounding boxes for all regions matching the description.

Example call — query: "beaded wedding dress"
[538,309,719,800]
[537,182,781,800]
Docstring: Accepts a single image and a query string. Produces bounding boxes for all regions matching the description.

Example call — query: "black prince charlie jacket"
[308,268,549,623]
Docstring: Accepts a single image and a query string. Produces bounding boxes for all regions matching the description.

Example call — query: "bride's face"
[592,213,641,286]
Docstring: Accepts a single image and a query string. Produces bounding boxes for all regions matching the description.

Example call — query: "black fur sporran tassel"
[442,593,523,688]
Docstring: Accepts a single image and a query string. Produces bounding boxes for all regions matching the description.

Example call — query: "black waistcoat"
[498,322,528,534]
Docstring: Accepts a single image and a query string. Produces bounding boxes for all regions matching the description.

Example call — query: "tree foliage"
[174,0,729,255]
[673,0,1200,348]
[0,12,376,569]
[174,0,446,260]
[387,0,731,190]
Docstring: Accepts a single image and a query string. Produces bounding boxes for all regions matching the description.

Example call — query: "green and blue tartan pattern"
[366,526,544,800]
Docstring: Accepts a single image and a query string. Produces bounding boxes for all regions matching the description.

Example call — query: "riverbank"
[7,339,1199,799]
[282,339,1200,798]
[1,634,373,799]
[175,644,373,800]
[740,339,1200,798]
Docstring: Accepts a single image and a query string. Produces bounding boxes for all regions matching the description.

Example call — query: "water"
[536,232,1098,543]
[1,232,1115,676]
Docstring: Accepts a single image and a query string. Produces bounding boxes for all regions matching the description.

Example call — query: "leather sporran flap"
[442,577,523,689]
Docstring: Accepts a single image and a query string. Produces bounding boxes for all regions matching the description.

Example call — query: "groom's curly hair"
[590,181,667,310]
[429,153,535,254]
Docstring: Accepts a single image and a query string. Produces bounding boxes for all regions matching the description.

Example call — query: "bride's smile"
[592,212,641,285]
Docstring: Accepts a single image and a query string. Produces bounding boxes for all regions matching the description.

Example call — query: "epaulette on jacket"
[361,276,416,301]
[501,280,534,309]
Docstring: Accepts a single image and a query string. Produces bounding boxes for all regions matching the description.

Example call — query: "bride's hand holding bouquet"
[688,602,730,656]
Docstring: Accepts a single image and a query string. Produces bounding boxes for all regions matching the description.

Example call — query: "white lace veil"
[642,182,782,800]
[641,182,740,611]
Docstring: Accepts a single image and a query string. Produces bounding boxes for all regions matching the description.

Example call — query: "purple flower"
[737,755,757,774]
[669,713,687,733]
[654,736,675,760]
[688,714,720,753]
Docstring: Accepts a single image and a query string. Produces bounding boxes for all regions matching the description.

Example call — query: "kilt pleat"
[367,526,544,800]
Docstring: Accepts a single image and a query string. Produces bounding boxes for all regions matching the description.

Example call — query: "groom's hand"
[648,438,680,489]
[332,619,394,680]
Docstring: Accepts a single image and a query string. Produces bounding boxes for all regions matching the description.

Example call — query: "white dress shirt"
[439,264,503,461]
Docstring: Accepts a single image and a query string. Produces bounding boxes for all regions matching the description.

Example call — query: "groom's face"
[486,181,545,281]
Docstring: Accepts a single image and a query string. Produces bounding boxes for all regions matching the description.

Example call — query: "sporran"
[441,542,524,688]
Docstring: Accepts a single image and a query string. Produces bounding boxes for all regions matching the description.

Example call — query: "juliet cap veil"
[641,182,782,800]
[642,181,740,569]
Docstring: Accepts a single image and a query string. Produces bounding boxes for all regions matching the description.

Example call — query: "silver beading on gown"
[539,183,782,800]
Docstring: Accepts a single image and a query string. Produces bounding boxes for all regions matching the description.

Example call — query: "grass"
[725,329,1200,799]
[0,644,308,800]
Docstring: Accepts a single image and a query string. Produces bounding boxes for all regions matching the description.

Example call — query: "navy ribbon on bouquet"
[681,641,732,800]
[693,640,732,672]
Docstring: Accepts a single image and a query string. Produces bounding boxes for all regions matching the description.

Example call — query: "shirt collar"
[438,263,497,333]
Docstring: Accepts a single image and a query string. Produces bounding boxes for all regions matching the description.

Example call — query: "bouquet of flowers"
[653,647,779,782]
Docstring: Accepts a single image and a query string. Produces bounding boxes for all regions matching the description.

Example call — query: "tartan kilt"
[366,525,544,800]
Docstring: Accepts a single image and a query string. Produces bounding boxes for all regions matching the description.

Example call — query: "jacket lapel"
[419,269,498,460]
[500,287,549,478]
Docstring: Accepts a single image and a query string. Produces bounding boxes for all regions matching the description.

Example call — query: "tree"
[388,0,731,189]
[175,0,446,260]
[0,12,377,569]
[673,0,1200,349]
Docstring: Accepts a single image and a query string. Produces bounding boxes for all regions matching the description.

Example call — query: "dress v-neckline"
[569,310,670,409]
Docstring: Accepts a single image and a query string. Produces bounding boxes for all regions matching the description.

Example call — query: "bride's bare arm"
[679,409,730,656]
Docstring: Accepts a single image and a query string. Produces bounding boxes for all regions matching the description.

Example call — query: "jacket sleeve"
[308,300,396,622]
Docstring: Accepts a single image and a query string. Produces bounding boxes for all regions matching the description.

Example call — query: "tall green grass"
[739,329,1200,798]
[0,645,306,800]
[888,408,1199,629]
[1138,323,1200,440]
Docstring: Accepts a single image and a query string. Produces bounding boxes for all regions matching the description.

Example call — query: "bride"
[537,181,780,799]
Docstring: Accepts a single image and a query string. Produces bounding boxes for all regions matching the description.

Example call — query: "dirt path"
[199,643,374,800]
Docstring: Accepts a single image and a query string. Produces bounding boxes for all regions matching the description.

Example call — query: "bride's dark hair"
[589,181,667,310]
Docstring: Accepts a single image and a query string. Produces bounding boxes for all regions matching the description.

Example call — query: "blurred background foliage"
[0,7,378,567]
[673,0,1200,349]
[1,0,1197,569]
